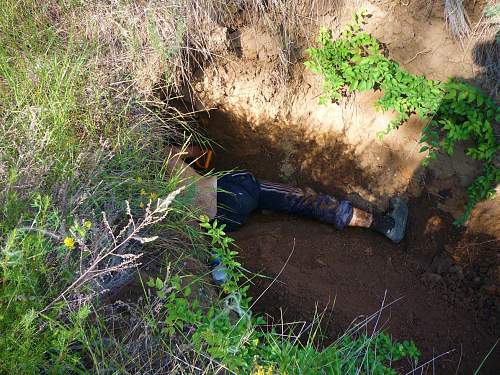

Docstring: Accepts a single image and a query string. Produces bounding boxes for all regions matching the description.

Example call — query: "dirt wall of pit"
[181,0,497,235]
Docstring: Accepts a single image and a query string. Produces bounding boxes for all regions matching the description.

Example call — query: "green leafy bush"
[305,10,500,225]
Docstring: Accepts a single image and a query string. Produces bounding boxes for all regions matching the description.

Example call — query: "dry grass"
[43,188,184,313]
[467,1,499,97]
[68,0,236,97]
[442,0,498,97]
[66,0,339,101]
[444,0,471,44]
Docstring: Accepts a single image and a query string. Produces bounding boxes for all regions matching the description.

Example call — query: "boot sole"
[387,197,408,244]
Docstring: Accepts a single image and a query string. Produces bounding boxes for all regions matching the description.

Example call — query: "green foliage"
[305,10,500,225]
[0,195,90,373]
[254,331,420,374]
[200,215,247,295]
[0,3,190,372]
[150,217,261,370]
[0,23,89,186]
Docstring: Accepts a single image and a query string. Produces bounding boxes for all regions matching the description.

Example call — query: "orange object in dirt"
[195,149,214,169]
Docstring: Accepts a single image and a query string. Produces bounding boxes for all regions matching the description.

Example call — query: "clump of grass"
[468,1,499,97]
[0,2,87,194]
[69,0,239,97]
[444,0,471,44]
[0,1,206,372]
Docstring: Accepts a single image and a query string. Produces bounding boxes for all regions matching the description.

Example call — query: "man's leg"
[216,172,260,231]
[258,180,354,230]
[258,181,407,243]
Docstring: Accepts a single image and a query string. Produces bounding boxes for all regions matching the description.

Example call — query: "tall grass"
[0,2,85,194]
[0,0,205,372]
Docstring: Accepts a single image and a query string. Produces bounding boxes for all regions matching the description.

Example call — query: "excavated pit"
[169,0,499,372]
[188,106,499,374]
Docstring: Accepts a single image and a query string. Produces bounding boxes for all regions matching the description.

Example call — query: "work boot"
[370,197,408,243]
[385,197,408,243]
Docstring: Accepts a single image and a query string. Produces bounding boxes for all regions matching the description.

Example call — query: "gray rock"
[430,253,454,274]
[421,272,444,285]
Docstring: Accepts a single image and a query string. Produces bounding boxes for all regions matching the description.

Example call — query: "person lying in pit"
[166,145,408,244]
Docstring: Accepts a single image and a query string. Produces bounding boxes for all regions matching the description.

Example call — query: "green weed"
[139,218,422,374]
[305,10,499,225]
[0,1,198,373]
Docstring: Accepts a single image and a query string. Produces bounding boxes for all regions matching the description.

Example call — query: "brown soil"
[234,211,499,374]
[170,0,499,372]
[192,108,500,374]
[184,0,491,220]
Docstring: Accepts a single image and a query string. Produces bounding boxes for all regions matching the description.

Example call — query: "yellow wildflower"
[139,202,145,208]
[83,220,92,229]
[63,237,76,250]
[149,192,158,200]
[140,188,147,196]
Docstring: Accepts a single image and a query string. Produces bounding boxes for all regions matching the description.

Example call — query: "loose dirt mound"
[233,212,496,374]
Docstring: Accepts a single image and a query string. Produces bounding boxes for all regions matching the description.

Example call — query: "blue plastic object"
[209,256,228,285]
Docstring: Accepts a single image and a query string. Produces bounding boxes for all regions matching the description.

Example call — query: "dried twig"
[41,187,183,313]
[444,0,470,45]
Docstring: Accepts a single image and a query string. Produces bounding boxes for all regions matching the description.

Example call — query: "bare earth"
[197,113,499,374]
[176,0,499,372]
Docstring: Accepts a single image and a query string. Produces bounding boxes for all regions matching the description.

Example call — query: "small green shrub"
[305,10,499,225]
